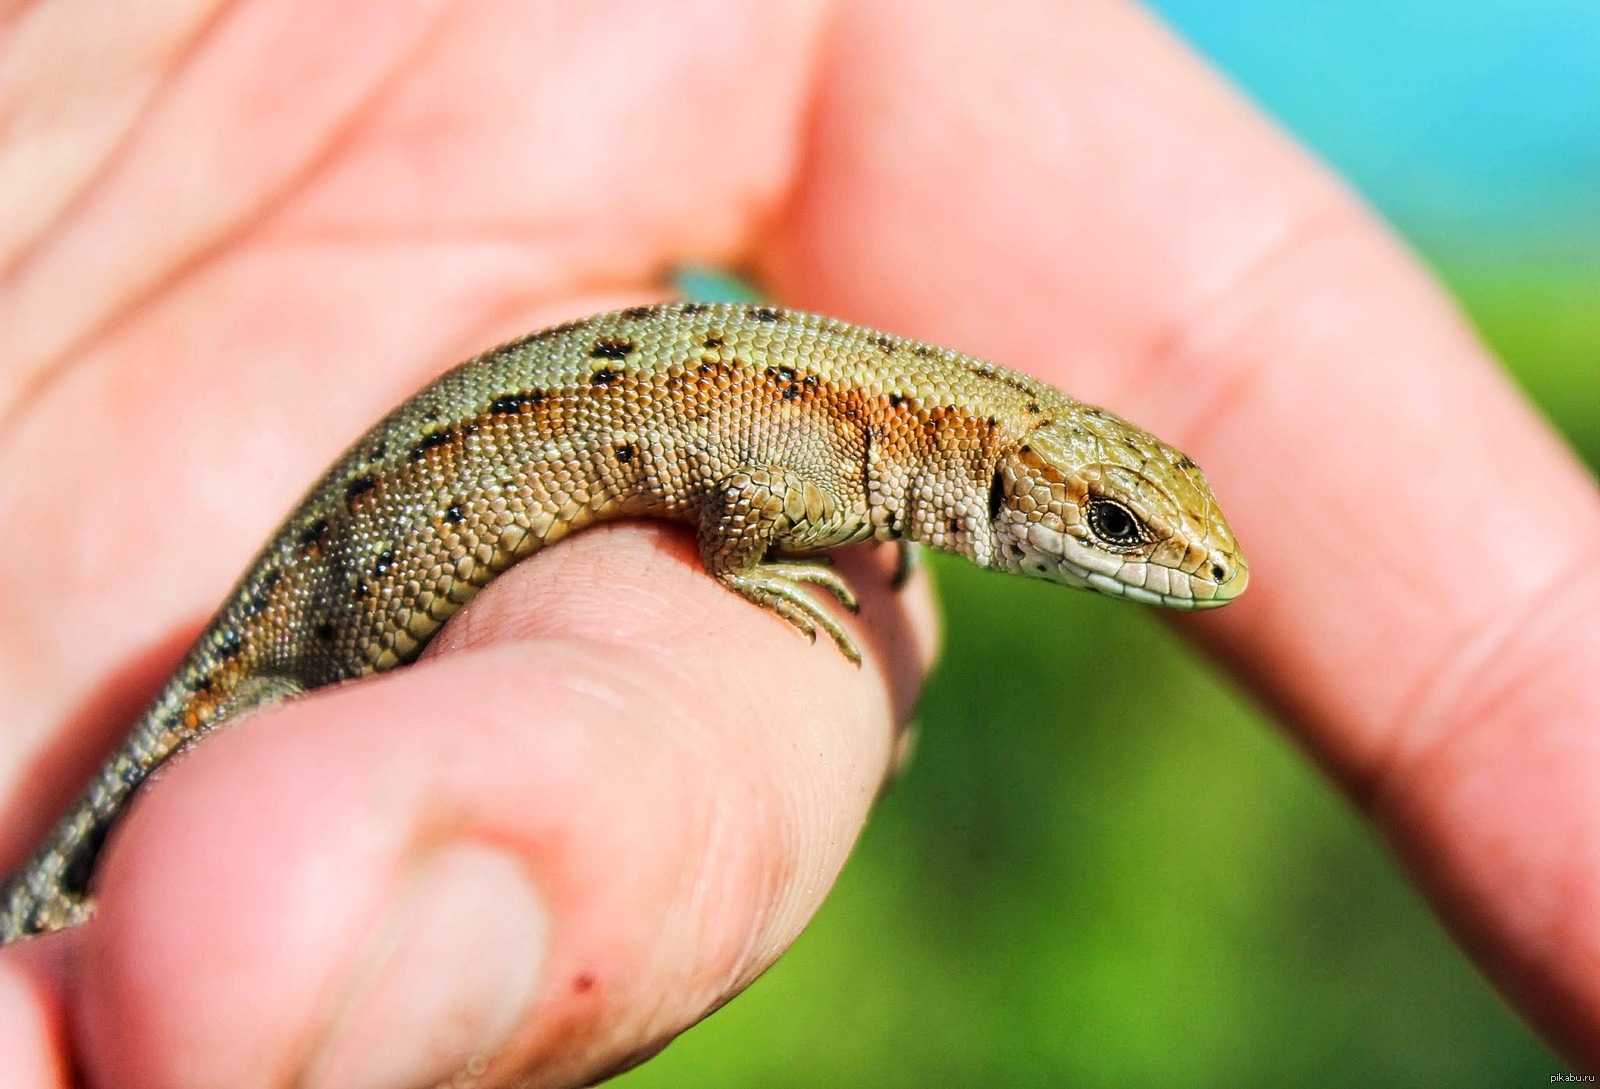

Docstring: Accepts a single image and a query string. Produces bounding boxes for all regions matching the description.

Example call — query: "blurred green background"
[621,2,1600,1085]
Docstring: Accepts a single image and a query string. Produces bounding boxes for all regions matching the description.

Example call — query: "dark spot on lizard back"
[1175,455,1197,471]
[344,475,377,504]
[912,344,934,358]
[620,305,657,320]
[590,337,634,360]
[444,504,464,525]
[241,568,280,617]
[703,333,724,350]
[410,428,454,461]
[60,827,106,896]
[590,368,621,387]
[782,385,801,401]
[213,626,244,660]
[299,519,329,548]
[748,306,784,322]
[679,302,708,315]
[614,443,637,464]
[888,393,909,409]
[374,549,397,576]
[955,355,1043,401]
[313,621,336,642]
[490,390,546,415]
[871,335,896,353]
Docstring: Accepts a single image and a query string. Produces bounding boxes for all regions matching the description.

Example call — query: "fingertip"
[299,844,547,1089]
[73,523,938,1085]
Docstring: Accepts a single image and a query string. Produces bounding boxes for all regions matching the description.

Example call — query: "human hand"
[2,2,1595,1086]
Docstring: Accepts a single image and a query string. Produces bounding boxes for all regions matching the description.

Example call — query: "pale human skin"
[1,1,1596,1085]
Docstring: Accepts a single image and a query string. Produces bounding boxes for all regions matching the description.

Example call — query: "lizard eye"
[1085,497,1145,548]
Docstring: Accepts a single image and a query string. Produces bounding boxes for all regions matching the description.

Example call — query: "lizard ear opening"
[988,468,1006,522]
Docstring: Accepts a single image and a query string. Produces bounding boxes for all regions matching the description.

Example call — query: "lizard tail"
[1,801,103,943]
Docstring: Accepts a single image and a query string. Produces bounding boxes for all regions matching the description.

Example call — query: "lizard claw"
[718,561,863,665]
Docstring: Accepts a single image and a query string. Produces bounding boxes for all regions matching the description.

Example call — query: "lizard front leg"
[697,467,865,665]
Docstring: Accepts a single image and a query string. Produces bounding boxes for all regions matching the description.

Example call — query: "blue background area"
[1153,0,1600,242]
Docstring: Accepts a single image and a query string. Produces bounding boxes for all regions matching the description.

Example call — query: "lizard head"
[988,406,1248,609]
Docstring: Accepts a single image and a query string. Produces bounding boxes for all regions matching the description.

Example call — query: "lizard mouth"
[1012,523,1248,609]
[1080,565,1247,609]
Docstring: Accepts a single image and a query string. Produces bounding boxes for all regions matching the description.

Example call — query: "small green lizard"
[0,302,1247,943]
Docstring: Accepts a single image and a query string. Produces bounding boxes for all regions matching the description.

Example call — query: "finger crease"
[1362,544,1594,820]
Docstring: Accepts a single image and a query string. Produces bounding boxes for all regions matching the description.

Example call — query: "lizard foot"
[719,559,862,665]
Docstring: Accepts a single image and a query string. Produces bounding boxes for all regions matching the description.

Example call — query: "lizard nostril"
[1209,562,1227,582]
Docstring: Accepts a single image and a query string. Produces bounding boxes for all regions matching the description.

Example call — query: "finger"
[74,523,935,1087]
[758,0,1600,1061]
[0,932,76,1088]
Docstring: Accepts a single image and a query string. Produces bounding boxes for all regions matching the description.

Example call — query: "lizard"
[0,301,1248,943]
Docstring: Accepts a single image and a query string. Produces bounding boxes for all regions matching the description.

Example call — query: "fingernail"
[304,844,547,1089]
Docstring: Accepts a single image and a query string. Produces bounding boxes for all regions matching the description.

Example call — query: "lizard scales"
[1,301,1248,942]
